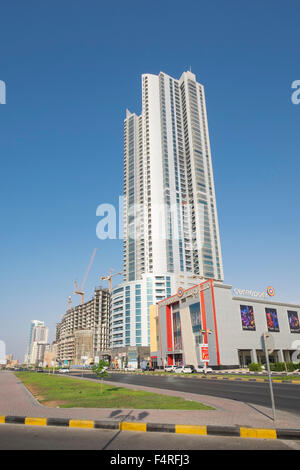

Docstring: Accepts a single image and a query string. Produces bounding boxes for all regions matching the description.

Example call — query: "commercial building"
[111,70,223,355]
[56,286,110,365]
[150,281,300,369]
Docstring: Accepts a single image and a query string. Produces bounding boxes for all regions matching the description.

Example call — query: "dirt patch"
[42,401,69,408]
[24,383,46,402]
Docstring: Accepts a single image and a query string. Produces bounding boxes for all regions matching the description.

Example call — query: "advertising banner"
[288,311,300,333]
[265,308,280,332]
[240,305,256,331]
[200,344,209,362]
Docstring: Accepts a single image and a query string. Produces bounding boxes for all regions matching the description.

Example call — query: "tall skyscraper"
[123,70,223,282]
[111,70,223,350]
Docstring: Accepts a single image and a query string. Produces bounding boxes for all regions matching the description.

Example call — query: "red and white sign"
[200,344,209,362]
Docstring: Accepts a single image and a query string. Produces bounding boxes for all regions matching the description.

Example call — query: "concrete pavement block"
[47,417,69,427]
[276,428,300,440]
[146,423,175,433]
[94,420,119,430]
[207,425,240,436]
[5,416,25,424]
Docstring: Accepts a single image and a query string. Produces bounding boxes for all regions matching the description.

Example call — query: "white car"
[196,366,213,374]
[164,365,176,372]
[124,366,135,371]
[174,366,184,373]
[182,365,194,374]
[58,368,70,373]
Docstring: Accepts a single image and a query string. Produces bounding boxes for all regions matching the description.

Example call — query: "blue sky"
[0,0,299,359]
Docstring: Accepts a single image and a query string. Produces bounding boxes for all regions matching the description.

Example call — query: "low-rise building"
[150,280,300,369]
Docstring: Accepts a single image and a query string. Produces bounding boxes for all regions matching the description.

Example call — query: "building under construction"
[56,287,110,365]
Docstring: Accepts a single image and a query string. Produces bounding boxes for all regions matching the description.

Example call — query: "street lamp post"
[262,332,276,422]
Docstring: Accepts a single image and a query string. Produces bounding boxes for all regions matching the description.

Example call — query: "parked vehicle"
[164,365,176,372]
[124,366,135,372]
[195,365,213,374]
[58,368,70,373]
[174,366,184,373]
[182,365,196,374]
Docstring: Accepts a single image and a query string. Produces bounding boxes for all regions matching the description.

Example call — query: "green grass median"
[15,372,214,410]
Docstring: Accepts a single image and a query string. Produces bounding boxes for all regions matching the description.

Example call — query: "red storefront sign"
[201,345,209,362]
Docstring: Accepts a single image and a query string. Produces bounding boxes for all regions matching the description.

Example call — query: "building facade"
[150,281,300,369]
[56,287,110,364]
[111,70,224,353]
[25,320,49,365]
[123,70,223,282]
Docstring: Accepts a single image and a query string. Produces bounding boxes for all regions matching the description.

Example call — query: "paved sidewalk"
[1,371,299,429]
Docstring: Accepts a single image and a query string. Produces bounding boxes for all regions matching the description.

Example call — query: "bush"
[286,362,300,372]
[248,363,262,372]
[270,362,286,372]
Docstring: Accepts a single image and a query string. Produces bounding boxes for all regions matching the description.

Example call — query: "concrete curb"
[106,372,300,384]
[1,415,300,440]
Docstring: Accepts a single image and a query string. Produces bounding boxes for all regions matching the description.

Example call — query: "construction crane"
[100,269,123,292]
[67,296,72,310]
[74,248,98,305]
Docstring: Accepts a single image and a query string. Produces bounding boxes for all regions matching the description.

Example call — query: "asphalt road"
[70,372,300,414]
[0,423,299,450]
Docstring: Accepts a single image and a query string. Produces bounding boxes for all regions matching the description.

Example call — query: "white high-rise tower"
[111,70,223,350]
[24,320,49,365]
[123,70,223,282]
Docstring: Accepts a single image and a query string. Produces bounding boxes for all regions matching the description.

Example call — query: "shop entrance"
[174,354,183,366]
[256,350,266,364]
[238,350,252,367]
[167,354,183,366]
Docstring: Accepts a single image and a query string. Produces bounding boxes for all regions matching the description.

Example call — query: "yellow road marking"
[25,417,47,426]
[175,425,207,435]
[69,420,94,428]
[240,427,277,439]
[119,422,147,432]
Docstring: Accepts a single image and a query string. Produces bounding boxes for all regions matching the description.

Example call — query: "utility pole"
[263,332,276,422]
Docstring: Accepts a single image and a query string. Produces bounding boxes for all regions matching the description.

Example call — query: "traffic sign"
[262,332,275,354]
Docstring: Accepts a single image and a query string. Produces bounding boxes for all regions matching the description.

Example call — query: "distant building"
[25,320,49,366]
[43,343,57,368]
